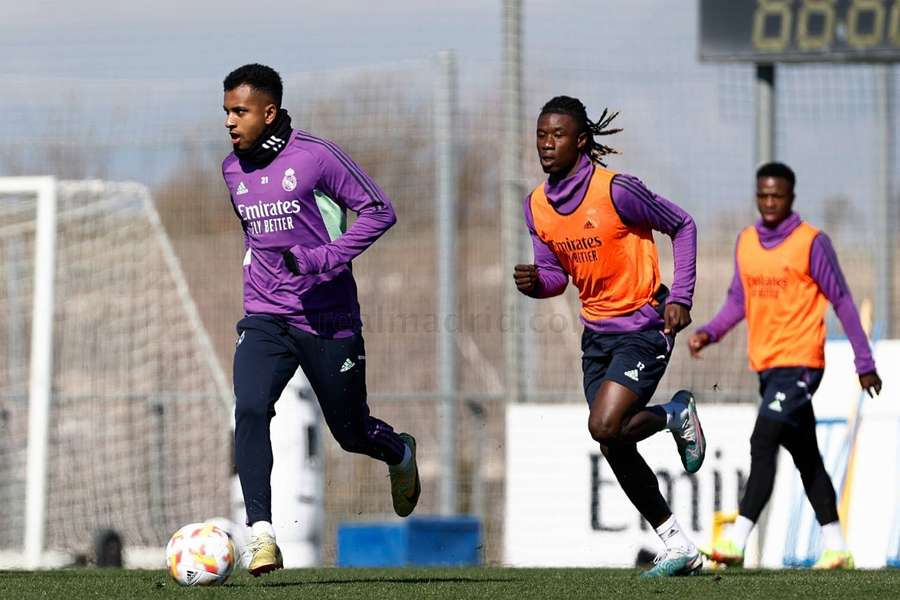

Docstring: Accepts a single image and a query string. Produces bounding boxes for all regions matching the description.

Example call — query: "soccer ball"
[165,522,236,586]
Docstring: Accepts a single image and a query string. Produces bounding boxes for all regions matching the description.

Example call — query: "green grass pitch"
[3,567,899,599]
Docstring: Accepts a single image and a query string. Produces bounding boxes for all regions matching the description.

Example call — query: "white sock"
[654,514,694,552]
[390,443,412,472]
[728,515,755,550]
[251,520,275,539]
[662,402,685,431]
[821,521,846,551]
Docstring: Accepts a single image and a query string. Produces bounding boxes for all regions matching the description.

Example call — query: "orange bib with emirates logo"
[737,222,827,372]
[529,166,661,321]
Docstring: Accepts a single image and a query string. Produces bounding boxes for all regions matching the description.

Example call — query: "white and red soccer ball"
[165,522,236,586]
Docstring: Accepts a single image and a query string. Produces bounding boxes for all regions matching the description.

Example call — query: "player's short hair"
[223,64,283,107]
[540,96,622,166]
[756,162,796,191]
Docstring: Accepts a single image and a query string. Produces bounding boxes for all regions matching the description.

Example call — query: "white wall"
[505,341,900,568]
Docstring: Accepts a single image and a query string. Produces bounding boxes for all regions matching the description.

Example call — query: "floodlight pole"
[502,0,526,404]
[753,63,775,568]
[755,64,775,166]
[436,50,459,515]
[875,65,894,337]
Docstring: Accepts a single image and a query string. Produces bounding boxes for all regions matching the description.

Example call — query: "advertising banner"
[505,341,900,568]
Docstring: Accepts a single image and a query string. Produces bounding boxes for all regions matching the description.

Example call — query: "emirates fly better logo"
[552,235,603,265]
[236,198,301,235]
[745,274,789,299]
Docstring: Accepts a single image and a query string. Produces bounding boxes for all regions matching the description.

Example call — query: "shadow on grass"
[228,576,518,588]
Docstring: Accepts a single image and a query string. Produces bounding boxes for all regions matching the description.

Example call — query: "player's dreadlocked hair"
[540,96,623,166]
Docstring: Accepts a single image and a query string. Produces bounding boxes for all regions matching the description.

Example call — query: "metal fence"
[1,0,898,565]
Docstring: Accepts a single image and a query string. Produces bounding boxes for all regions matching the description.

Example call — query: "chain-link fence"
[1,0,898,565]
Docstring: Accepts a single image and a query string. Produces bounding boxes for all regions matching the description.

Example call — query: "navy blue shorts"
[757,366,824,425]
[581,328,674,406]
[232,314,405,524]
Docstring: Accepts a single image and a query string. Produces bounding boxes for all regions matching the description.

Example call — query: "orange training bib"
[737,222,827,371]
[529,167,661,321]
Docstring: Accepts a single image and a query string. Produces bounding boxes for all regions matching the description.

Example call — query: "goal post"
[0,178,233,568]
[0,177,57,568]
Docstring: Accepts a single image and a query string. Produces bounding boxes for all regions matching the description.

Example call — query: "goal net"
[0,179,233,567]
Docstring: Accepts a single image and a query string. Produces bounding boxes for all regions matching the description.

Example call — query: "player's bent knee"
[588,416,623,445]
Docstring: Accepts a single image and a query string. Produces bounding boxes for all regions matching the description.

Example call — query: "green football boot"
[700,538,744,566]
[640,547,703,578]
[670,390,706,473]
[812,549,855,570]
[389,432,421,517]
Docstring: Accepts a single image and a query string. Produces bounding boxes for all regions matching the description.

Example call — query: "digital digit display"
[700,0,900,62]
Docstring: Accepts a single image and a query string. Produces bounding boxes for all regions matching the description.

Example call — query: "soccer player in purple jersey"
[689,162,881,570]
[514,96,704,577]
[221,64,420,576]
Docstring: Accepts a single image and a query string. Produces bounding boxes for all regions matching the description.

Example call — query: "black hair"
[540,96,622,166]
[223,63,284,107]
[756,162,796,192]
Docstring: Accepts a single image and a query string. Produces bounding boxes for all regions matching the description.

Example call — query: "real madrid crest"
[282,168,297,192]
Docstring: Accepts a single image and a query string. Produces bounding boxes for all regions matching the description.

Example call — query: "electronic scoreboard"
[700,0,900,62]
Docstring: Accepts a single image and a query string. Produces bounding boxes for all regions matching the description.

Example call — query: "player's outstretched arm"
[284,142,396,275]
[689,238,746,357]
[516,252,567,299]
[664,303,691,335]
[609,175,696,318]
[859,371,882,397]
[688,331,711,358]
[514,264,539,295]
[809,233,879,387]
[518,195,567,298]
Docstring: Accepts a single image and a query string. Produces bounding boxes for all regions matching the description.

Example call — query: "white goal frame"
[0,177,233,569]
[0,177,57,569]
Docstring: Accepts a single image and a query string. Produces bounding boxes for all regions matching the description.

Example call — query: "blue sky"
[3,0,503,78]
[2,0,895,235]
[1,1,689,80]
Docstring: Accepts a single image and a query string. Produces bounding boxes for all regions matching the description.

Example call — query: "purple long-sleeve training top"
[222,129,396,338]
[697,212,876,374]
[523,153,698,333]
